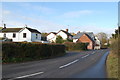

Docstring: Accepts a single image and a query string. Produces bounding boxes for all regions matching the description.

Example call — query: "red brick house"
[73,32,95,49]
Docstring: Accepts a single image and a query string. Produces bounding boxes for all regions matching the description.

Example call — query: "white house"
[57,29,73,40]
[94,37,101,50]
[47,32,57,43]
[47,29,73,43]
[0,27,41,42]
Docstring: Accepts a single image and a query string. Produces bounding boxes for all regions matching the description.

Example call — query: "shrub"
[64,42,88,51]
[110,38,120,56]
[2,42,66,63]
[56,36,65,43]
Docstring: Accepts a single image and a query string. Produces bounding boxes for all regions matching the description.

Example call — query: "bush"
[64,42,88,51]
[2,42,66,63]
[110,38,119,56]
[56,36,65,43]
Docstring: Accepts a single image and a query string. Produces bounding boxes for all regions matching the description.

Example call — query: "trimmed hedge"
[64,42,88,51]
[2,42,66,63]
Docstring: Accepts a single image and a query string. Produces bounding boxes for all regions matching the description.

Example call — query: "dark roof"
[47,32,57,36]
[26,27,41,34]
[59,30,73,37]
[84,33,95,42]
[50,32,57,35]
[1,27,41,34]
[73,32,95,41]
[1,28,22,33]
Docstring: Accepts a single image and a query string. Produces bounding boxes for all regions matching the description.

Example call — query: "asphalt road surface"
[2,49,109,79]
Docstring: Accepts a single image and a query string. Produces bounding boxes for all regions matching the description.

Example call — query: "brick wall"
[77,34,94,49]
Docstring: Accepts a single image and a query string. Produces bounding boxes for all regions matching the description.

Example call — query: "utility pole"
[118,23,120,38]
[118,2,120,38]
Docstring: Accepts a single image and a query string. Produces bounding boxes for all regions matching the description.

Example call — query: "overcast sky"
[1,2,118,35]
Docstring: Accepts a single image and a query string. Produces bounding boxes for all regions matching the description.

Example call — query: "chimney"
[66,29,68,32]
[3,24,6,29]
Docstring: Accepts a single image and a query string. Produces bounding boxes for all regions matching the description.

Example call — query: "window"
[13,33,16,38]
[36,34,38,39]
[23,33,26,38]
[4,33,6,37]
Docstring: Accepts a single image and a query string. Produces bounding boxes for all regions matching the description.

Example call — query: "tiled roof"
[50,32,57,35]
[1,28,22,32]
[73,32,95,41]
[47,32,57,36]
[26,27,41,34]
[60,30,73,37]
[1,27,41,34]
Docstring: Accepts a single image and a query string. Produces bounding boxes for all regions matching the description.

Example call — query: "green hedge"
[64,42,88,51]
[2,42,66,63]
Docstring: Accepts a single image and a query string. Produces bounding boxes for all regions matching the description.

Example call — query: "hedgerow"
[2,42,65,63]
[64,42,88,51]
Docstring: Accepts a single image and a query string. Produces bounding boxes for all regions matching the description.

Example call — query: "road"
[2,49,109,79]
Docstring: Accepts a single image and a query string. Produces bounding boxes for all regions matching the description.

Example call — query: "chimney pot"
[66,29,68,32]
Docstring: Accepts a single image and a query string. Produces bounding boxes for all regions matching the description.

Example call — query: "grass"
[106,52,118,79]
[106,37,119,79]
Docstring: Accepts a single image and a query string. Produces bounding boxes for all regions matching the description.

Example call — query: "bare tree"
[95,32,108,48]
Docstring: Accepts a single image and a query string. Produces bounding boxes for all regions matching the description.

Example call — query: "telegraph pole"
[118,23,119,38]
[118,2,120,38]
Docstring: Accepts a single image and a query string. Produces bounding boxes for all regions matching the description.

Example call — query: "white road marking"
[81,54,89,58]
[13,72,44,79]
[59,59,79,69]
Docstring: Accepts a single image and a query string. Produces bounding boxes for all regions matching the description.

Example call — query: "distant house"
[47,29,73,43]
[57,29,73,40]
[0,26,41,42]
[73,32,95,49]
[94,37,101,49]
[47,32,57,43]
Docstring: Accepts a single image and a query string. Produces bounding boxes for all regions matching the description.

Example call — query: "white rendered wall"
[0,32,19,42]
[18,28,31,42]
[0,33,4,37]
[57,31,67,40]
[31,33,41,42]
[73,39,78,43]
[47,33,56,42]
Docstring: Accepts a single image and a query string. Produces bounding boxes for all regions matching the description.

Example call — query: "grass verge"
[106,52,119,79]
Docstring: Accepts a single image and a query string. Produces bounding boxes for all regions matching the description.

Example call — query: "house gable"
[47,32,57,42]
[58,30,73,37]
[77,34,94,49]
[19,27,41,34]
[73,32,94,40]
[57,31,68,40]
[77,34,93,43]
[47,33,56,39]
